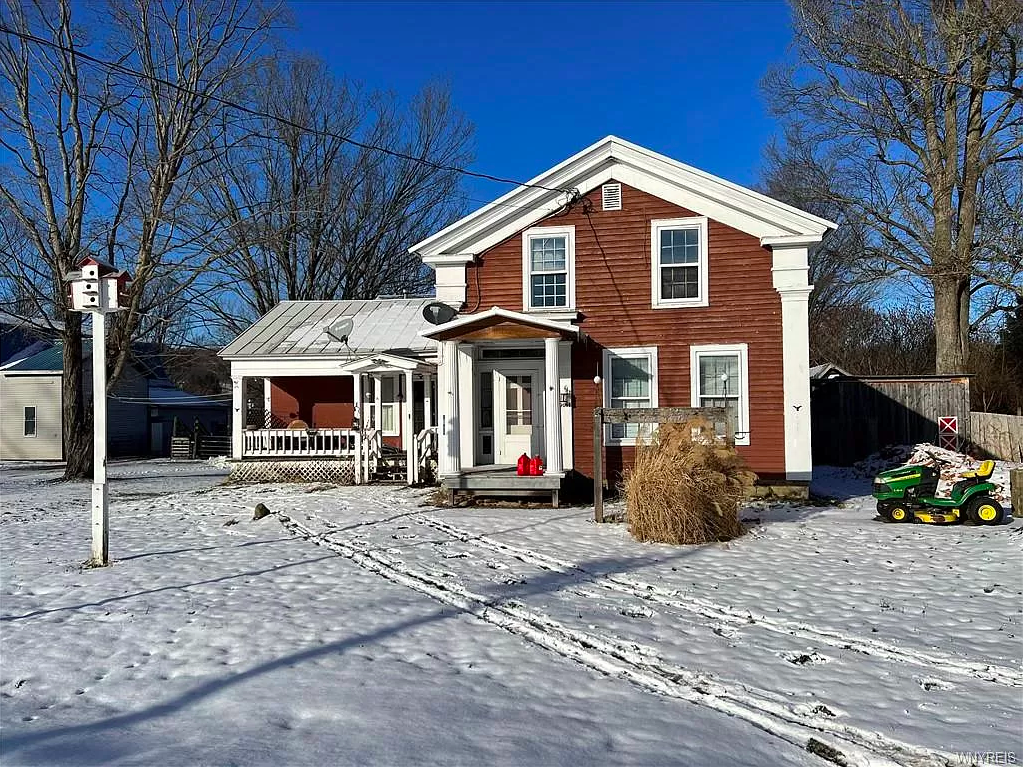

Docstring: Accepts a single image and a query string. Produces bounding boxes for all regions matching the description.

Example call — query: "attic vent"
[602,183,622,211]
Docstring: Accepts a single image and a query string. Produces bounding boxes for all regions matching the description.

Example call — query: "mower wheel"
[966,496,1004,526]
[881,504,913,523]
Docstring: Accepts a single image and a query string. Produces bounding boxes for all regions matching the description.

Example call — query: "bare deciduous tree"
[0,0,278,478]
[765,0,1023,374]
[192,56,474,335]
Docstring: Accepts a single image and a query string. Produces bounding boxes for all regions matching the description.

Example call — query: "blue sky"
[287,0,795,202]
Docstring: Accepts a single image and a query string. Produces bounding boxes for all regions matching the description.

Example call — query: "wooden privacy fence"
[593,406,729,523]
[970,412,1023,462]
[811,376,971,465]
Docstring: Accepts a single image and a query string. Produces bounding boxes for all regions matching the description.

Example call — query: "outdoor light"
[593,375,602,385]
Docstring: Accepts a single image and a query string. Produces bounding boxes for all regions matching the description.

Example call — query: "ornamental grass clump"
[623,419,756,545]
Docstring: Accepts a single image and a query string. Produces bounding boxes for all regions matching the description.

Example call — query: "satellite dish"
[422,301,457,325]
[325,316,355,344]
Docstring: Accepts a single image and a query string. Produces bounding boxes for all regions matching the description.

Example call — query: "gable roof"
[420,306,580,341]
[0,343,63,373]
[219,299,438,359]
[411,135,836,262]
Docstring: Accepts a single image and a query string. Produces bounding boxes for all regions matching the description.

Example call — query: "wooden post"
[1011,468,1022,516]
[593,407,603,523]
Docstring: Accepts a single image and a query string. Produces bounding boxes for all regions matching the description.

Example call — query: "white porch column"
[404,369,415,486]
[231,374,244,459]
[263,378,272,420]
[543,337,564,475]
[439,340,461,477]
[770,241,815,482]
[352,373,362,484]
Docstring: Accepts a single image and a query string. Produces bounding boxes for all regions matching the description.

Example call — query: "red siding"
[464,182,786,480]
[269,377,403,448]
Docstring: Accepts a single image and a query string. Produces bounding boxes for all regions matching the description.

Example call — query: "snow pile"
[854,442,1015,506]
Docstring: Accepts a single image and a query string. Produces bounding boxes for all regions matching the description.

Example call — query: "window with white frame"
[24,406,36,437]
[690,344,749,445]
[603,347,658,445]
[651,217,708,308]
[522,226,575,311]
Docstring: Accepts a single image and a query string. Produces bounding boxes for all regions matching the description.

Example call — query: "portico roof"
[420,307,581,343]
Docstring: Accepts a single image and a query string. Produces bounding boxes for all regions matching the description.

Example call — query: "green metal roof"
[3,343,63,372]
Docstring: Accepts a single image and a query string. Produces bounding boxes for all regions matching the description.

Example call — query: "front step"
[372,455,407,483]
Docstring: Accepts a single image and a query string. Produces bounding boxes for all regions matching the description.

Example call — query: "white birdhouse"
[65,256,132,313]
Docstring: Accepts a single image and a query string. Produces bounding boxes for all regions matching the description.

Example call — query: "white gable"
[411,136,836,265]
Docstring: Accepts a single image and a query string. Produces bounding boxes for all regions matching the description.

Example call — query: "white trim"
[769,241,814,481]
[650,217,709,309]
[689,343,750,446]
[420,306,581,340]
[412,135,836,262]
[521,225,576,313]
[602,346,659,447]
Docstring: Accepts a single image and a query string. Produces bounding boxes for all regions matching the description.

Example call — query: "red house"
[221,136,835,500]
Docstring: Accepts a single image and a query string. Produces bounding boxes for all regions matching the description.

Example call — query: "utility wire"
[0,24,577,196]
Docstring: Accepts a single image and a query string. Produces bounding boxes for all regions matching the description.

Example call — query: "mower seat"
[960,460,995,480]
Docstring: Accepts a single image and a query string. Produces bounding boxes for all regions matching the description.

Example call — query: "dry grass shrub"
[623,418,757,544]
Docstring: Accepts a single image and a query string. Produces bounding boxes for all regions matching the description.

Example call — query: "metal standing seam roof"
[219,299,439,358]
[0,344,64,372]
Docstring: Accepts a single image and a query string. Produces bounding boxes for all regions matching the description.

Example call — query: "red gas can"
[529,455,544,476]
[516,453,530,476]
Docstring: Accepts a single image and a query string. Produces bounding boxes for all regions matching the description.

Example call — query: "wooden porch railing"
[242,428,358,458]
[412,427,438,485]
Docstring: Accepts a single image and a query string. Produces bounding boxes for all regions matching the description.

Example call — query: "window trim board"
[601,345,659,447]
[689,343,750,446]
[650,216,709,309]
[521,225,576,312]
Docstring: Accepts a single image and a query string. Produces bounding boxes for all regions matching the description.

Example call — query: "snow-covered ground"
[1,460,1021,767]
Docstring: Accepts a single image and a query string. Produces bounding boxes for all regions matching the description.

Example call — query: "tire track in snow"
[415,514,1023,689]
[279,510,961,767]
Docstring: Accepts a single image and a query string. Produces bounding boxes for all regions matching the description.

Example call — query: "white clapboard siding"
[0,374,63,460]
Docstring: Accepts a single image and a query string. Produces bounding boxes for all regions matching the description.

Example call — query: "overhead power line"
[0,24,576,196]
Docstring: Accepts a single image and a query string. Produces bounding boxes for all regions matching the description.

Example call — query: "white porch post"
[353,373,362,483]
[231,374,244,459]
[439,340,461,477]
[543,337,564,475]
[404,369,415,485]
[263,378,272,421]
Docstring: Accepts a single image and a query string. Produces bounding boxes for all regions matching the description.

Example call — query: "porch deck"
[441,466,563,507]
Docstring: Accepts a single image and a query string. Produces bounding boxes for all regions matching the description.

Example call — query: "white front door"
[495,368,542,464]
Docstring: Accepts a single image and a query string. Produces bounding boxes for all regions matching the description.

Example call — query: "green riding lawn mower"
[872,459,1006,525]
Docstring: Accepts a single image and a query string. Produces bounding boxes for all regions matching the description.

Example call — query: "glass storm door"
[496,370,537,463]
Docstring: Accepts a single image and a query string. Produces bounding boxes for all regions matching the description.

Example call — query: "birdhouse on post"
[65,256,132,313]
[63,255,132,567]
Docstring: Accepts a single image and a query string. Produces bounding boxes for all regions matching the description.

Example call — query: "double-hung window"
[690,344,750,445]
[603,347,658,445]
[24,406,37,437]
[651,217,708,308]
[522,226,575,311]
[379,376,400,436]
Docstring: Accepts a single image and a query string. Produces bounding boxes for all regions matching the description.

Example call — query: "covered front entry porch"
[421,308,579,505]
[230,352,437,485]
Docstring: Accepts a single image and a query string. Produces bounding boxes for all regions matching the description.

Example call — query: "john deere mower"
[872,459,1004,525]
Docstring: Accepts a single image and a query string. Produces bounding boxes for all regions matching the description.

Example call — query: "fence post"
[1011,469,1022,516]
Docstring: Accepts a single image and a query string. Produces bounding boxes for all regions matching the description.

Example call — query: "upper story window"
[602,346,659,446]
[522,225,575,312]
[651,217,709,308]
[690,343,750,446]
